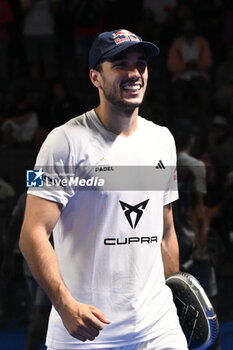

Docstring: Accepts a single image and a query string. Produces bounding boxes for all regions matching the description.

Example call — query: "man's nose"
[127,65,141,78]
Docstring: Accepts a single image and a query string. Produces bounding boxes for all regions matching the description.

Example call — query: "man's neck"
[180,145,192,155]
[94,103,139,137]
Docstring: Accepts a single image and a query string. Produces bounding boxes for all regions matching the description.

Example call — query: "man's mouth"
[121,82,142,92]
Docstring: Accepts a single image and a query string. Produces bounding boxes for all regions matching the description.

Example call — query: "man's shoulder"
[178,153,206,180]
[49,110,96,137]
[178,152,203,165]
[37,111,96,159]
[63,110,90,128]
[139,116,172,135]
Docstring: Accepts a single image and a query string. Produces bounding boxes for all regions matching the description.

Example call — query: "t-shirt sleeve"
[163,129,179,206]
[27,127,77,209]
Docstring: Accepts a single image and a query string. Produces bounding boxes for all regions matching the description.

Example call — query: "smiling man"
[19,29,188,350]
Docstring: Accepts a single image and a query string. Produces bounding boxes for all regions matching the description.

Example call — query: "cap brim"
[101,41,160,61]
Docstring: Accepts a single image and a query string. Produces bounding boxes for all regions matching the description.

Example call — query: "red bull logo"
[112,29,141,45]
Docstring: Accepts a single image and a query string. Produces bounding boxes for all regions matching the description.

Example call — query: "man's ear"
[89,69,102,89]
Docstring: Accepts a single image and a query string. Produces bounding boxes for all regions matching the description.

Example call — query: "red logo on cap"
[112,29,140,45]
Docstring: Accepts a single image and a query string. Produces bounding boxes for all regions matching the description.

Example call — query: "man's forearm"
[162,204,180,277]
[19,225,72,310]
[161,231,179,277]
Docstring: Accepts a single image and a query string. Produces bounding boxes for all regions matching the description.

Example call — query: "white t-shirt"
[29,109,181,349]
[180,39,202,80]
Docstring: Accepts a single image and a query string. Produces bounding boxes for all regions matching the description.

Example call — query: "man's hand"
[19,194,111,342]
[58,297,111,342]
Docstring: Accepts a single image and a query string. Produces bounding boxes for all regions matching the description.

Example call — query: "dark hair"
[171,119,197,152]
[174,130,193,152]
[93,60,103,72]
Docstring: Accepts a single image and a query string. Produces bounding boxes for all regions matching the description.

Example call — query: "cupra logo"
[119,199,149,229]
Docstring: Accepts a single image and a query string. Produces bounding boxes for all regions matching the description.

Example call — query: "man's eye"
[137,61,147,67]
[112,60,147,69]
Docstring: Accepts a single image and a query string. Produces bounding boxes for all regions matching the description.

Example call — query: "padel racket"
[166,272,219,350]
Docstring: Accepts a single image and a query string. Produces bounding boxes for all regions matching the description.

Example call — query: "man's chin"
[121,96,144,108]
[105,94,144,111]
[116,100,142,112]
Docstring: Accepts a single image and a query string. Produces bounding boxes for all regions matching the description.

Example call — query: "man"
[21,0,60,80]
[1,86,38,145]
[19,29,188,349]
[172,120,220,349]
[172,120,218,300]
[167,17,212,117]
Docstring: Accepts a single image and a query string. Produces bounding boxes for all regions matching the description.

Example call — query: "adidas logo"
[155,160,165,169]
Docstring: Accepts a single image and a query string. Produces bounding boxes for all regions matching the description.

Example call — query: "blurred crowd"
[0,0,233,349]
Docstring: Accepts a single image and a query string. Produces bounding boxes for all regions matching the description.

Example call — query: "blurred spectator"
[143,0,177,25]
[222,0,233,47]
[201,152,225,222]
[0,86,39,145]
[20,0,60,80]
[0,0,13,89]
[0,176,15,326]
[175,3,193,24]
[186,0,223,39]
[210,171,233,263]
[200,152,227,273]
[191,0,226,68]
[53,0,75,79]
[172,121,219,346]
[173,120,220,350]
[142,0,177,37]
[207,115,233,171]
[140,80,169,126]
[42,78,79,131]
[167,17,212,118]
[141,0,177,55]
[69,0,104,83]
[215,46,233,114]
[0,177,15,201]
[0,191,51,349]
[172,120,208,262]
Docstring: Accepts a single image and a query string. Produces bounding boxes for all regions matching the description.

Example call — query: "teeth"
[123,84,141,91]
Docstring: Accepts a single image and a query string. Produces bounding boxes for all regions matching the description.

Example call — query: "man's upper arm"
[21,194,62,239]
